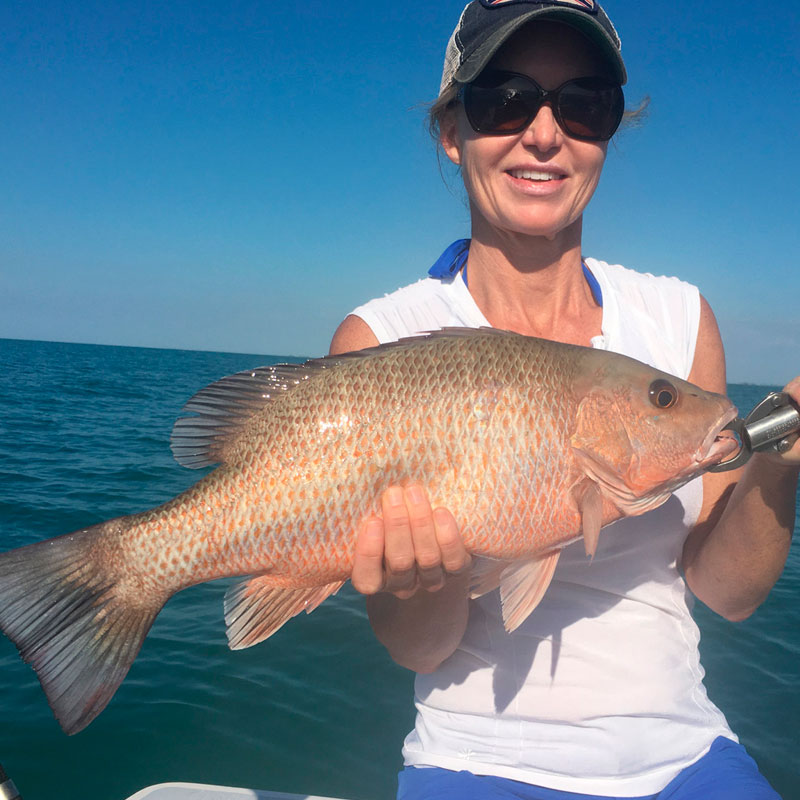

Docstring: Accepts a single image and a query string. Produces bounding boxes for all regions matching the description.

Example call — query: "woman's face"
[442,21,613,243]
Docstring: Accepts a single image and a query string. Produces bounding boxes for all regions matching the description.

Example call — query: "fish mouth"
[571,401,743,519]
[694,405,741,469]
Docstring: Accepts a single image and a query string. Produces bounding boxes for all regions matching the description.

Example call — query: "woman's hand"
[330,323,472,670]
[349,485,473,672]
[684,298,799,621]
[352,484,471,599]
[762,377,800,466]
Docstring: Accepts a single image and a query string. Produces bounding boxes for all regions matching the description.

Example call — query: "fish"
[0,328,739,735]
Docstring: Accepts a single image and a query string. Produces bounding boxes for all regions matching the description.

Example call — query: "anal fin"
[224,575,344,650]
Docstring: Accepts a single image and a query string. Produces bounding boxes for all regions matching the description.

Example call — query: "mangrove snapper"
[0,329,738,734]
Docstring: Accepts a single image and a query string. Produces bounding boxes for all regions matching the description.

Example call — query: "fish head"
[569,357,739,516]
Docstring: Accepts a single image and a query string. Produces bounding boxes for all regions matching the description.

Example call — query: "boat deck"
[126,784,349,800]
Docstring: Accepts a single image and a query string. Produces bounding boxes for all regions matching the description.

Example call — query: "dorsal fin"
[170,362,330,468]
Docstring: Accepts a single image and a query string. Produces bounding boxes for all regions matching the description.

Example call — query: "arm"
[682,297,799,621]
[331,315,472,672]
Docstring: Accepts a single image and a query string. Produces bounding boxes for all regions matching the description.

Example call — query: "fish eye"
[649,379,678,409]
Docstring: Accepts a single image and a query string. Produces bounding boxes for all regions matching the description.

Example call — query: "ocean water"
[0,338,797,800]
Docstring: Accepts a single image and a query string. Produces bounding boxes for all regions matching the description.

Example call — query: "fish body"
[0,329,738,734]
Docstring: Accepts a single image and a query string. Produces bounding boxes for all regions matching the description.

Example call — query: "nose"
[521,102,562,151]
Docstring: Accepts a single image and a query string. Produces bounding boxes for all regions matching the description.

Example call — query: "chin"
[493,208,581,241]
[503,220,577,240]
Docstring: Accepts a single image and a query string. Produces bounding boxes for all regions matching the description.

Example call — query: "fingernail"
[433,507,451,526]
[406,485,424,505]
[387,486,404,507]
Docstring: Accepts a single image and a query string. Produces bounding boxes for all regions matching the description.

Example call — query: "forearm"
[366,572,471,673]
[684,455,798,621]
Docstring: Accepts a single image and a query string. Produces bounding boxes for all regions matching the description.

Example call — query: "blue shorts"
[397,737,781,800]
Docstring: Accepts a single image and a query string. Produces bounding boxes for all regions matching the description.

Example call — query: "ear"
[440,114,462,167]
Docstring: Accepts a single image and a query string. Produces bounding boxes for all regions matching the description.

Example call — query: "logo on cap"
[481,0,598,12]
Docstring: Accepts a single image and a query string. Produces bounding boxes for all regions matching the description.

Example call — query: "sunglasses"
[460,70,625,142]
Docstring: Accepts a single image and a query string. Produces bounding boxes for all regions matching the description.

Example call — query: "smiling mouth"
[508,169,565,182]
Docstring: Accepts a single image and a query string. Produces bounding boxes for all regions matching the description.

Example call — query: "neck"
[465,218,602,346]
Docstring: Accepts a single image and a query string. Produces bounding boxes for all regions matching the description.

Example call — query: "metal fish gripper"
[710,391,800,472]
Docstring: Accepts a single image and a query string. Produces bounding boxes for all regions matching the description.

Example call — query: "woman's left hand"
[682,299,799,621]
[767,376,800,466]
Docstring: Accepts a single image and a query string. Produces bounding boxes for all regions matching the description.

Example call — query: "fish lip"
[694,405,740,468]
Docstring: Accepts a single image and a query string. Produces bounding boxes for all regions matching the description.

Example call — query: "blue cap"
[439,0,626,94]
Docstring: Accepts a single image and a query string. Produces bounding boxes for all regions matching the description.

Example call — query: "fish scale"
[153,336,568,579]
[0,328,738,734]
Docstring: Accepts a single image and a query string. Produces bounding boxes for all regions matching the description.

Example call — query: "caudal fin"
[0,524,165,735]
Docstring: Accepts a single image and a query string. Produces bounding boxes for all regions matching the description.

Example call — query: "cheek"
[561,145,607,221]
[454,110,513,169]
[577,144,607,189]
[460,151,486,198]
[571,391,635,476]
[459,140,505,198]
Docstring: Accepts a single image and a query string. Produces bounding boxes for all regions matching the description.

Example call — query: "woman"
[331,1,799,797]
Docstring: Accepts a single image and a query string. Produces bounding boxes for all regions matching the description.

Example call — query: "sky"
[1,0,798,384]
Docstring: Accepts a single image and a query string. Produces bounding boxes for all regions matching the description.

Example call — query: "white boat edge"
[124,782,353,800]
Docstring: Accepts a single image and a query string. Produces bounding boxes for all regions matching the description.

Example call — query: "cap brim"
[454,7,627,86]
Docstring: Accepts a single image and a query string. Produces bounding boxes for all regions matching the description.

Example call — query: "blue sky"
[1,0,798,384]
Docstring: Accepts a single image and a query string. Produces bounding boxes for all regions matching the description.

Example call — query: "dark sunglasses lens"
[464,77,539,134]
[557,79,624,141]
[464,73,624,141]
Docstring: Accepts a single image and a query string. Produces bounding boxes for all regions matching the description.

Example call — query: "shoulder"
[329,315,379,355]
[329,277,448,352]
[588,258,702,380]
[688,295,726,393]
[347,276,467,344]
[352,276,453,314]
[590,258,700,313]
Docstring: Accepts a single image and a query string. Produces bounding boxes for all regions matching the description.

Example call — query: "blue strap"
[428,239,470,280]
[428,239,603,307]
[582,262,603,307]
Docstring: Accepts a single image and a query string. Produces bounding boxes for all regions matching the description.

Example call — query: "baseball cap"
[440,0,627,94]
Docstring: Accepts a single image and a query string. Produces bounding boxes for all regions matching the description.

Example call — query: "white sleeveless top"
[349,257,735,797]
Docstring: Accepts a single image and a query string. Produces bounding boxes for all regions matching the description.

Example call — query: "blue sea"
[0,338,797,800]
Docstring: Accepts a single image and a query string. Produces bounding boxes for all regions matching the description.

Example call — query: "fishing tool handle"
[0,764,21,800]
[710,391,800,472]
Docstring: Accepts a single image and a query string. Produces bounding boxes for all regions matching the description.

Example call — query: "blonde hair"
[427,83,460,142]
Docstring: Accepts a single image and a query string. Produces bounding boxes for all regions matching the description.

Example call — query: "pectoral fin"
[497,552,561,632]
[224,575,344,650]
[578,482,603,559]
[469,556,511,599]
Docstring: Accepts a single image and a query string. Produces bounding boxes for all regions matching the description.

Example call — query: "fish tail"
[0,523,166,735]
